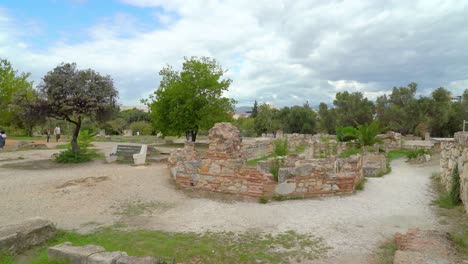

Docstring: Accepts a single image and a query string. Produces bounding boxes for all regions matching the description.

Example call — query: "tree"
[429,87,451,136]
[333,91,374,127]
[10,88,46,136]
[251,100,258,118]
[145,56,235,141]
[254,103,277,136]
[129,121,153,135]
[0,58,33,126]
[317,103,337,134]
[280,105,317,134]
[37,63,118,152]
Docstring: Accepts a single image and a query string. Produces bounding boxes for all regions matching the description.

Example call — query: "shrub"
[269,158,284,182]
[406,148,430,160]
[53,149,100,163]
[340,146,363,158]
[258,196,269,204]
[449,165,461,205]
[336,126,358,142]
[273,138,288,156]
[129,121,153,135]
[355,178,367,191]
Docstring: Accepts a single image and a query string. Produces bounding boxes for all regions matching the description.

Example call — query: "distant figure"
[54,126,61,142]
[136,131,140,136]
[45,128,51,143]
[0,130,6,149]
[272,130,277,138]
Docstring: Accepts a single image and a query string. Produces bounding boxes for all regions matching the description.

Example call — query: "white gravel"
[0,145,441,259]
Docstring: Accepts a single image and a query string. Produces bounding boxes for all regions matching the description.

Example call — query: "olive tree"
[37,63,118,152]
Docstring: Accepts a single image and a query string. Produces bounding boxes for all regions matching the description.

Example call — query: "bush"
[53,149,100,163]
[355,178,367,191]
[406,148,430,160]
[274,138,288,156]
[449,165,461,205]
[336,126,358,142]
[258,196,269,204]
[129,121,153,135]
[340,146,363,158]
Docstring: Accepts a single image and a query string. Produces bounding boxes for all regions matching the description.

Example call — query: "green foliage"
[254,103,278,135]
[387,150,411,161]
[281,105,317,134]
[0,58,33,126]
[295,144,306,153]
[24,228,327,263]
[37,63,118,151]
[340,146,363,158]
[246,154,275,166]
[129,121,153,135]
[273,138,288,156]
[405,148,430,160]
[375,239,398,264]
[317,103,336,134]
[449,165,461,205]
[0,251,14,264]
[232,117,256,137]
[258,196,269,204]
[145,56,235,142]
[432,173,459,209]
[355,178,367,191]
[336,126,358,142]
[53,130,99,163]
[251,100,258,118]
[333,91,374,127]
[53,149,99,163]
[356,120,382,146]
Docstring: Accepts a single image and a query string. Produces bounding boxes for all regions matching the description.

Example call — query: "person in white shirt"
[54,126,61,142]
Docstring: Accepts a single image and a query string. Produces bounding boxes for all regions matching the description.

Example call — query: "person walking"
[45,128,51,143]
[54,126,61,142]
[0,130,6,149]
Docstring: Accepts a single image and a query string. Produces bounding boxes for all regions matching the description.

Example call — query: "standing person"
[54,126,61,142]
[45,128,51,143]
[0,130,6,149]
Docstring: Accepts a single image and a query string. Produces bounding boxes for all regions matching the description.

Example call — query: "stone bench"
[0,217,57,254]
[105,144,147,165]
[49,242,156,264]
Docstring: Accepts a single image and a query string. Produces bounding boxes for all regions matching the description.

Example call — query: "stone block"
[275,183,296,195]
[293,164,314,176]
[133,144,147,165]
[0,217,57,254]
[48,242,106,264]
[88,251,126,264]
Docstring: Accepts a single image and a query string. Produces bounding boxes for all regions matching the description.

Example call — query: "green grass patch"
[340,147,363,158]
[374,238,397,264]
[113,201,174,216]
[0,251,15,264]
[53,149,101,163]
[20,228,329,264]
[432,172,461,209]
[246,154,275,166]
[258,196,269,204]
[355,178,367,191]
[386,150,410,161]
[294,144,306,153]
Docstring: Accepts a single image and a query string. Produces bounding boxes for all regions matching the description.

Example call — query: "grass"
[355,178,367,191]
[113,201,174,216]
[374,238,398,264]
[246,154,275,166]
[386,150,411,161]
[431,172,468,256]
[294,144,306,153]
[8,228,329,264]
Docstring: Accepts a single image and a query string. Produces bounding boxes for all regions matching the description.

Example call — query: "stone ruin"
[168,122,365,198]
[440,132,468,212]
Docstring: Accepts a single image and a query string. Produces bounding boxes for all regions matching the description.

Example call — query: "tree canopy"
[145,56,235,141]
[0,58,33,126]
[37,63,118,151]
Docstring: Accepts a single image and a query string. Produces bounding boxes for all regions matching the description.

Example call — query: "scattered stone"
[0,217,57,254]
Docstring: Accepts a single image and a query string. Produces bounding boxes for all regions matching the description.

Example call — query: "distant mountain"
[235,106,253,114]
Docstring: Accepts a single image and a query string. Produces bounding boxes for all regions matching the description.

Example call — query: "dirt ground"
[0,142,443,261]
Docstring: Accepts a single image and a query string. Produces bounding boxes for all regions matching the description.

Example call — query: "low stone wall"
[169,123,364,199]
[242,138,274,160]
[440,132,468,212]
[0,217,57,254]
[362,153,387,177]
[402,140,434,150]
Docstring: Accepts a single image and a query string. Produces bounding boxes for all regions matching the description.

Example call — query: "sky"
[1,0,467,108]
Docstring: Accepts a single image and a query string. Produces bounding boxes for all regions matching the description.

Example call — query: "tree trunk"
[185,131,190,141]
[191,130,197,142]
[71,117,82,152]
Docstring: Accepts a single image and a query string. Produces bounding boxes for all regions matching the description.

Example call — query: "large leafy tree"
[37,63,118,151]
[317,103,337,134]
[333,91,374,127]
[280,105,317,134]
[146,56,235,141]
[0,58,33,126]
[429,87,451,136]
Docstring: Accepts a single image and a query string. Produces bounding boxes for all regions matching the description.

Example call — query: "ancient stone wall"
[440,132,468,212]
[169,123,364,199]
[242,138,274,160]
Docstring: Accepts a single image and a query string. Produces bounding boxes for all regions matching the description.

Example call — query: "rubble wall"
[440,132,468,212]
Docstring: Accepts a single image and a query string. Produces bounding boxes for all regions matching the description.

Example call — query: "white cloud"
[1,0,467,107]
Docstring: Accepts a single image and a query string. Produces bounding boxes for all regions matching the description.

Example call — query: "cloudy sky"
[1,0,467,108]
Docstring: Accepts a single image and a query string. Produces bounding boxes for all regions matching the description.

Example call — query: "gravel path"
[0,145,440,259]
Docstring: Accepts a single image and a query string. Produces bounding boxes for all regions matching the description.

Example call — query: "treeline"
[236,83,466,138]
